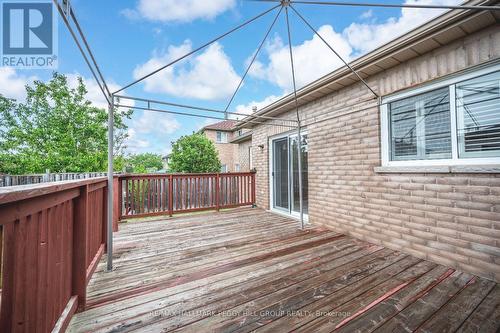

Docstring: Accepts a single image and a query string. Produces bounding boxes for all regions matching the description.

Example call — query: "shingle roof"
[203,120,238,131]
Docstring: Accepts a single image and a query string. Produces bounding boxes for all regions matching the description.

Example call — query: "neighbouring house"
[161,154,170,170]
[201,120,253,172]
[236,5,500,282]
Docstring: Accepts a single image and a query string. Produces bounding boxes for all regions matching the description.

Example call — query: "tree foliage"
[126,153,163,173]
[168,133,221,173]
[0,73,132,174]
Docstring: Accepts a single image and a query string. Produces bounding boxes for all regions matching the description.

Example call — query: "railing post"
[168,174,174,217]
[73,184,89,311]
[117,176,123,222]
[216,173,220,212]
[252,171,256,208]
[0,223,14,332]
[112,176,119,232]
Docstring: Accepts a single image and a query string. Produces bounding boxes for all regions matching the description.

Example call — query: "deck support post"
[106,95,114,272]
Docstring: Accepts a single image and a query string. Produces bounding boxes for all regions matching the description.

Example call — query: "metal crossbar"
[224,6,284,117]
[115,4,282,94]
[53,0,111,104]
[290,4,379,98]
[56,0,500,271]
[250,0,500,11]
[116,104,297,129]
[115,95,298,123]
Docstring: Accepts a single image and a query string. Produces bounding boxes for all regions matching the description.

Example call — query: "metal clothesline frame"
[54,0,500,271]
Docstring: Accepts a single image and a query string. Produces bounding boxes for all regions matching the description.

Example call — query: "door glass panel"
[291,134,308,215]
[273,138,289,210]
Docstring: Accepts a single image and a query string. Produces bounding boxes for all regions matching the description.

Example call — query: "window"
[389,87,452,161]
[382,67,500,166]
[456,71,500,158]
[235,164,241,172]
[216,131,228,143]
[221,164,228,173]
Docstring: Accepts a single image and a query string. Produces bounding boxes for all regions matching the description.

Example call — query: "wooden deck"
[68,208,500,333]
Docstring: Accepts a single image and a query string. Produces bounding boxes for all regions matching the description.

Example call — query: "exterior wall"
[238,139,252,171]
[251,26,500,282]
[204,129,239,172]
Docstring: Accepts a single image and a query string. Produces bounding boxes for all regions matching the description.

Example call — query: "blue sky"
[0,0,458,156]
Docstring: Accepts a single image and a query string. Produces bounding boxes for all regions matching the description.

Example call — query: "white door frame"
[268,130,309,221]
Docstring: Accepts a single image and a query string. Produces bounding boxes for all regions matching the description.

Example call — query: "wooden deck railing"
[0,172,255,332]
[119,172,256,219]
[0,177,118,333]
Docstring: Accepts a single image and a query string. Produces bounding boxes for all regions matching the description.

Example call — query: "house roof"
[203,120,238,131]
[237,0,500,128]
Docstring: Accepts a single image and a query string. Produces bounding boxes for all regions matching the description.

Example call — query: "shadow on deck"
[68,208,500,332]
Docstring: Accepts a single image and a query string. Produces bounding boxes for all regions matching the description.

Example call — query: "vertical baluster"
[131,179,135,215]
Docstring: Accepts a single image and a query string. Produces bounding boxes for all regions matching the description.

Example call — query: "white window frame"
[220,164,228,173]
[216,131,228,143]
[381,63,500,167]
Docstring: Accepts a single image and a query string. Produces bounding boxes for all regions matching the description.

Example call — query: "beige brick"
[250,26,500,283]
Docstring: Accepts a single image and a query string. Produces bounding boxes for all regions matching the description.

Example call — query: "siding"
[251,25,500,282]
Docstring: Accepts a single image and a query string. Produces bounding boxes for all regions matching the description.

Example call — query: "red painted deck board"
[67,208,500,333]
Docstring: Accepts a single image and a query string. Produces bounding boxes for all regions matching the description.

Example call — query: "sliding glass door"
[290,135,308,215]
[273,138,289,211]
[271,133,308,218]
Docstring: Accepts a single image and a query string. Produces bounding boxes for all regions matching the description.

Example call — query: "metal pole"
[106,95,114,271]
[284,4,304,229]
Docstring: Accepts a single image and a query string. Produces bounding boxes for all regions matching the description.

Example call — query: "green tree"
[168,133,221,173]
[0,73,132,174]
[126,153,163,173]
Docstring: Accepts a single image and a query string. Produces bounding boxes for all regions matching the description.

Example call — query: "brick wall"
[251,26,500,282]
[238,139,252,172]
[204,129,255,172]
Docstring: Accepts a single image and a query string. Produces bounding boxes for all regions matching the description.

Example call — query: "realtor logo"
[1,1,57,69]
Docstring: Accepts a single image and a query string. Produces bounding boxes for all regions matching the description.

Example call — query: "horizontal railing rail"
[0,177,119,333]
[0,172,109,187]
[119,172,256,219]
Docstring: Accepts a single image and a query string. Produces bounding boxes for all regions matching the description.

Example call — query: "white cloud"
[134,41,241,100]
[360,10,373,19]
[134,111,181,135]
[250,0,461,91]
[344,0,461,54]
[126,127,151,153]
[0,68,38,101]
[233,94,283,120]
[125,111,181,154]
[251,25,353,91]
[123,0,236,23]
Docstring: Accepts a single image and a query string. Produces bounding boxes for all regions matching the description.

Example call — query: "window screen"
[456,71,500,158]
[389,87,452,161]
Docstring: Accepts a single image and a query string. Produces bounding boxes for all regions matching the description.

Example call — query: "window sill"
[374,165,500,174]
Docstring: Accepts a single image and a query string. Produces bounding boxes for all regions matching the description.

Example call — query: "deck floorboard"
[68,208,500,333]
